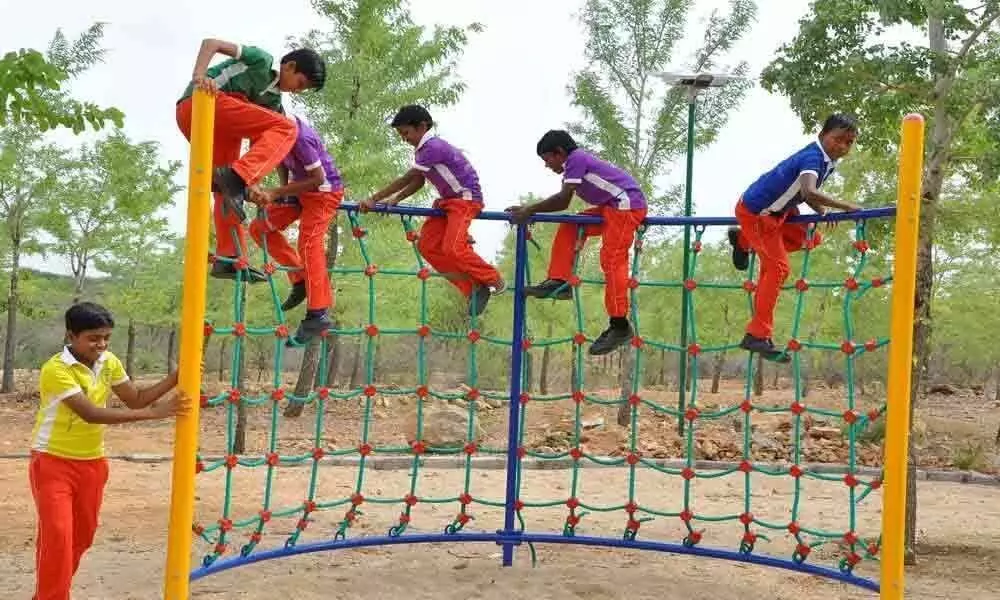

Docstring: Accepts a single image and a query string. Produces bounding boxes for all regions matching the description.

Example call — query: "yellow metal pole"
[880,113,925,600]
[163,89,215,600]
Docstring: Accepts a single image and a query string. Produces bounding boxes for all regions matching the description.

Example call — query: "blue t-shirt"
[742,141,836,215]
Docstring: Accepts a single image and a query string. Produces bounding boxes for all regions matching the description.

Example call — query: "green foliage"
[568,0,756,213]
[43,131,181,295]
[0,24,124,133]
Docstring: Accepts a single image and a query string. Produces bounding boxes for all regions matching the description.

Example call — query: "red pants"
[548,206,647,318]
[175,93,298,257]
[735,201,822,339]
[30,451,109,600]
[418,199,501,297]
[250,191,343,311]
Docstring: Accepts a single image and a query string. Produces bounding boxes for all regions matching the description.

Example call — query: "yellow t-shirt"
[31,348,129,459]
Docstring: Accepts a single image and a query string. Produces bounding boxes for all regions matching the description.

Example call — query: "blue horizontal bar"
[339,203,896,227]
[190,531,879,592]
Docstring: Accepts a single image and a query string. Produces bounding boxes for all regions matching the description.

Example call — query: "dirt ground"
[2,371,999,599]
[1,460,999,599]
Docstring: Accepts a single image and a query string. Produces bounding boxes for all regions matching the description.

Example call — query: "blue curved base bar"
[190,531,879,593]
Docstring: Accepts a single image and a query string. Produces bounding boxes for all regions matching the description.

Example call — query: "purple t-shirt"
[412,133,483,201]
[562,149,646,210]
[282,117,343,192]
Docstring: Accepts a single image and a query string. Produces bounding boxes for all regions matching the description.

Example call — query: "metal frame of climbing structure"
[161,91,924,600]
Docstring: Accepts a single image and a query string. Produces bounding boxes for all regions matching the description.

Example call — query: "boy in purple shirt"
[360,105,504,317]
[248,115,343,341]
[507,130,648,356]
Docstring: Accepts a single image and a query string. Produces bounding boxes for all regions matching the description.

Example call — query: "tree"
[278,0,480,416]
[760,0,1000,562]
[0,25,123,133]
[44,131,180,301]
[568,0,756,213]
[0,25,122,393]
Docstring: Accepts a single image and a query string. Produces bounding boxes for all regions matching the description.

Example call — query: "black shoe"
[524,279,573,300]
[588,322,633,356]
[470,284,491,317]
[290,313,332,343]
[728,227,750,271]
[739,333,790,363]
[210,260,267,283]
[282,281,307,311]
[212,167,248,222]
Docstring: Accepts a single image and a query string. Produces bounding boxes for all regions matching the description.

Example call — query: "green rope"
[191,212,891,577]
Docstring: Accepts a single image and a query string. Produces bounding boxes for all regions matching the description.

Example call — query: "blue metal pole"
[500,222,529,566]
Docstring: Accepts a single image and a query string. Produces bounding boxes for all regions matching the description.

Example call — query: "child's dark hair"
[536,130,579,156]
[65,302,114,334]
[820,113,858,135]
[391,105,434,128]
[281,48,326,90]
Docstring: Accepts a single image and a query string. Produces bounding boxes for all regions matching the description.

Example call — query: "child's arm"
[361,169,425,211]
[505,183,577,224]
[252,166,324,206]
[62,391,188,425]
[112,371,179,410]
[799,173,861,212]
[191,38,241,93]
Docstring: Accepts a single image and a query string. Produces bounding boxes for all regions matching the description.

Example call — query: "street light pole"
[653,72,737,435]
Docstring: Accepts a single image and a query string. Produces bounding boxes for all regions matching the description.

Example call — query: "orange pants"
[250,191,343,311]
[735,201,822,339]
[418,199,501,298]
[30,451,109,600]
[548,205,647,318]
[175,93,298,257]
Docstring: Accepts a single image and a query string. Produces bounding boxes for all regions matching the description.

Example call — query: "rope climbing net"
[188,204,901,593]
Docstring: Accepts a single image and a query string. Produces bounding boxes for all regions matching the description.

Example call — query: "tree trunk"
[540,323,553,395]
[323,319,343,387]
[166,327,178,373]
[617,347,635,427]
[904,15,949,565]
[2,238,21,393]
[348,335,364,389]
[710,352,725,393]
[125,318,137,376]
[753,355,764,397]
[218,338,227,382]
[771,366,780,390]
[285,338,322,418]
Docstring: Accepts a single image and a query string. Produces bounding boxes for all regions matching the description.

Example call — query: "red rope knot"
[572,390,585,404]
[844,277,860,291]
[521,337,533,350]
[227,389,240,405]
[628,394,641,407]
[628,277,640,289]
[263,262,277,275]
[568,275,581,287]
[404,494,419,507]
[517,446,527,459]
[684,407,699,422]
[630,336,644,348]
[199,394,209,408]
[364,264,378,277]
[681,467,695,480]
[626,452,641,466]
[739,512,753,526]
[358,443,374,457]
[464,442,478,455]
[573,332,587,345]
[406,230,419,242]
[363,385,377,397]
[266,452,280,467]
[871,277,884,288]
[789,464,804,479]
[417,267,431,280]
[844,473,859,488]
[738,460,753,473]
[683,278,697,291]
[365,324,379,337]
[218,518,233,532]
[790,401,806,415]
[519,392,531,405]
[692,240,702,253]
[743,280,756,293]
[233,322,247,337]
[740,400,753,413]
[225,455,238,470]
[841,340,857,355]
[467,330,481,343]
[687,343,701,356]
[411,440,426,455]
[843,409,860,425]
[352,226,366,238]
[787,338,802,352]
[459,493,473,506]
[271,388,285,402]
[203,322,215,337]
[350,493,365,507]
[795,278,809,291]
[864,339,878,352]
[311,447,325,461]
[416,385,429,398]
[853,239,870,253]
[465,388,479,401]
[569,447,583,461]
[680,509,694,523]
[417,324,431,337]
[788,521,801,535]
[274,324,289,338]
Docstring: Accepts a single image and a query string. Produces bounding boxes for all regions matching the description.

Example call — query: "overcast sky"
[2,0,819,272]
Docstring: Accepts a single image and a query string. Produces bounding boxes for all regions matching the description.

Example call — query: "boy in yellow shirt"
[29,302,189,600]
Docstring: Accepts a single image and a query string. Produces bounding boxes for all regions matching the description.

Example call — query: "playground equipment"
[162,89,923,600]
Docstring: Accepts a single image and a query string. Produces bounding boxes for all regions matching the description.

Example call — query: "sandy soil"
[1,459,999,599]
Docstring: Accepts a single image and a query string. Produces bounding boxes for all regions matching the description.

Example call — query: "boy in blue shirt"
[728,114,862,361]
